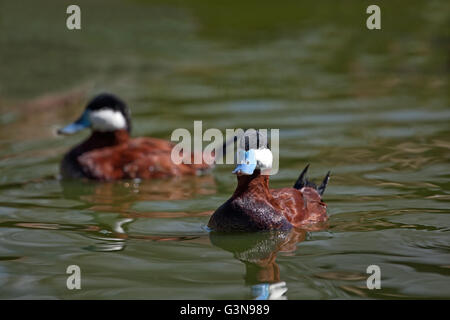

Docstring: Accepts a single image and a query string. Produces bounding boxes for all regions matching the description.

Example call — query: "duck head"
[57,93,131,135]
[232,148,274,176]
[233,130,273,176]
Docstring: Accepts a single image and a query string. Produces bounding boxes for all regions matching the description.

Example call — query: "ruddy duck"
[208,132,330,231]
[58,93,211,180]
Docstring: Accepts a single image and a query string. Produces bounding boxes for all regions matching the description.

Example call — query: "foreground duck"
[208,134,330,231]
[58,93,211,180]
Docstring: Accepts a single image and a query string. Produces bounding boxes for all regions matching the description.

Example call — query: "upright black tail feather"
[293,164,310,190]
[294,164,331,197]
[318,171,331,196]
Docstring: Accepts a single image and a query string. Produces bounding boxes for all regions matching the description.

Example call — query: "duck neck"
[76,129,130,154]
[232,170,271,198]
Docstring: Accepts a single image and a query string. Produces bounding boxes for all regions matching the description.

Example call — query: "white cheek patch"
[89,109,127,132]
[254,148,273,169]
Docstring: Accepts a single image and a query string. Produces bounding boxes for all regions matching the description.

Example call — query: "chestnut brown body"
[61,129,210,180]
[208,170,328,231]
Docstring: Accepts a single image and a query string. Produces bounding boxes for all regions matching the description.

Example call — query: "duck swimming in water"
[208,131,330,232]
[58,93,212,180]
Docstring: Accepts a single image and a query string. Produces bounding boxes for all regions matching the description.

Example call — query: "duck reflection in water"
[60,174,216,214]
[59,175,216,252]
[210,227,315,300]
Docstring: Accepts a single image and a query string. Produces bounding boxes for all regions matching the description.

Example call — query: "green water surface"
[0,0,449,299]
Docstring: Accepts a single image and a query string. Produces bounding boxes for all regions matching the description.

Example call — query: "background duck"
[208,131,330,232]
[58,93,212,180]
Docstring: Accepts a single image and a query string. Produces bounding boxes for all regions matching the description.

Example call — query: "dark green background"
[0,0,448,299]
